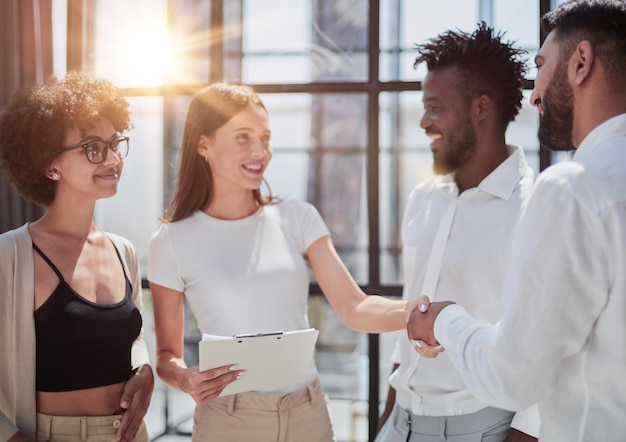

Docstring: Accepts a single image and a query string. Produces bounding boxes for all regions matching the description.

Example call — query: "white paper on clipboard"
[198,328,319,397]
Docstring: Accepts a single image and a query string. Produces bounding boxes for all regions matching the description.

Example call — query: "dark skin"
[405,301,537,442]
[7,120,155,442]
[505,429,539,442]
[7,366,153,442]
[406,300,454,347]
[376,364,398,432]
[381,66,538,441]
[117,365,155,441]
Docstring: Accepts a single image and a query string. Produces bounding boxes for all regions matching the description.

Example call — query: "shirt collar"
[433,145,530,201]
[573,113,626,161]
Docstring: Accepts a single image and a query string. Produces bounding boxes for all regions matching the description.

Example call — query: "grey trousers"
[375,403,514,442]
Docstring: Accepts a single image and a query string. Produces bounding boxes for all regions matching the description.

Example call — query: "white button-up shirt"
[435,114,626,441]
[391,145,539,435]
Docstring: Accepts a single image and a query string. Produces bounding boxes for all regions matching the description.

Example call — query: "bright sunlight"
[114,32,173,87]
[94,0,174,87]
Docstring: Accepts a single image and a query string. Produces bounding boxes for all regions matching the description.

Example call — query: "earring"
[205,156,209,164]
[52,173,59,180]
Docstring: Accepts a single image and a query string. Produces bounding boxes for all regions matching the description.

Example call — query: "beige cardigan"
[0,224,150,441]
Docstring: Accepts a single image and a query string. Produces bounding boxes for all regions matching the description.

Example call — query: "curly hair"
[414,22,528,129]
[541,0,626,89]
[166,82,272,222]
[0,71,131,206]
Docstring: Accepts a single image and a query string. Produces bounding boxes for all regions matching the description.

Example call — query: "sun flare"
[117,32,173,87]
[95,8,174,87]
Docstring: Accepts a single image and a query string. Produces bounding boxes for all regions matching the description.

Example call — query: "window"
[58,1,553,439]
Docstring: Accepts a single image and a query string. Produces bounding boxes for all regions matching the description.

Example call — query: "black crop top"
[33,242,142,392]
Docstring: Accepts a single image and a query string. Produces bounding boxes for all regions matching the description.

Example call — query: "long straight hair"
[165,82,272,222]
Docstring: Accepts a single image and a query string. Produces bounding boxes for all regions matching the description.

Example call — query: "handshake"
[405,296,456,359]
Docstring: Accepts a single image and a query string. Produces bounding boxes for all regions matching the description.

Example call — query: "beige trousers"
[36,412,149,442]
[192,378,335,442]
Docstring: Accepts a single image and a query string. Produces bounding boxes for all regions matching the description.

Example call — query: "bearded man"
[407,1,626,440]
[376,22,539,442]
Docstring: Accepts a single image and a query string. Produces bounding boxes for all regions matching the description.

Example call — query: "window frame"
[66,0,554,438]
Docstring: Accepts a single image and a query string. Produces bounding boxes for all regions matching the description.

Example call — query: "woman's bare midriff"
[37,381,127,416]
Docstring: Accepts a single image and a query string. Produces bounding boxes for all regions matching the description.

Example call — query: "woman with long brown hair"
[148,82,416,441]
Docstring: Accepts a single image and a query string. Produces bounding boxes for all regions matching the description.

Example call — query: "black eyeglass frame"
[60,135,130,164]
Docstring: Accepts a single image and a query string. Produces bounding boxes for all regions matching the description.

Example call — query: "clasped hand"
[117,364,154,442]
[406,296,455,359]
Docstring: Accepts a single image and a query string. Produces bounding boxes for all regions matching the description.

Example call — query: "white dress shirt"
[435,114,626,441]
[390,146,539,435]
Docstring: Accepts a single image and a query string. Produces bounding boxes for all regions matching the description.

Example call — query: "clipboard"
[198,328,319,396]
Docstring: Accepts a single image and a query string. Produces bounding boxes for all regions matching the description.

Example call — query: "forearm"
[1,414,21,442]
[131,335,150,369]
[435,305,552,411]
[310,237,410,332]
[434,305,529,410]
[7,431,30,442]
[130,257,150,369]
[155,350,192,392]
[435,187,608,411]
[340,295,408,333]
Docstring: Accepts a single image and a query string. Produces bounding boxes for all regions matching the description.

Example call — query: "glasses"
[61,136,129,164]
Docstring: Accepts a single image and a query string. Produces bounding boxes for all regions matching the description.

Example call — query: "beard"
[432,118,477,175]
[538,62,575,152]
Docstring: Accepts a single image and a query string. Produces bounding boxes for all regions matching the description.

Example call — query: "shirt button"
[113,419,121,429]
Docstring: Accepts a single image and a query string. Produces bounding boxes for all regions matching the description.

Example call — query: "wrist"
[403,300,413,323]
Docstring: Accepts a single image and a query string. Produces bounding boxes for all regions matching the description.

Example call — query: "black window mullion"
[539,0,552,172]
[367,0,382,439]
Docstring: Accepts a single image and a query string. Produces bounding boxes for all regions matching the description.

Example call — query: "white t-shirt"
[148,198,330,394]
[435,114,626,441]
[391,146,539,435]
